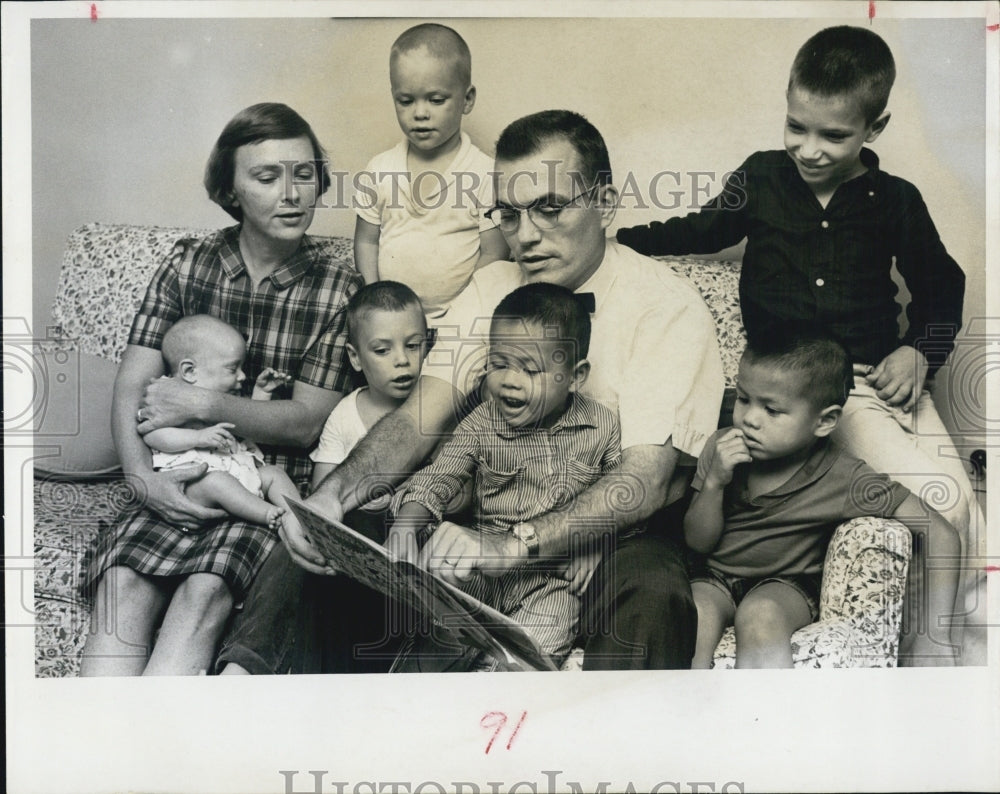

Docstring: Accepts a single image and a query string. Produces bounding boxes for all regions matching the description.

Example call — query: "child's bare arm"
[311,461,335,492]
[252,368,293,400]
[354,216,381,284]
[476,226,510,269]
[683,429,751,554]
[143,423,237,454]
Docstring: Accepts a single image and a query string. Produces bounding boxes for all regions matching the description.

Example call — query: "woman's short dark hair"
[204,102,332,221]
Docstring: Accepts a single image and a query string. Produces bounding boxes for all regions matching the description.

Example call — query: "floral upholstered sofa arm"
[711,516,912,669]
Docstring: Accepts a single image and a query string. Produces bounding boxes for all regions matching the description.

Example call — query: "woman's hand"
[141,463,227,529]
[138,377,212,433]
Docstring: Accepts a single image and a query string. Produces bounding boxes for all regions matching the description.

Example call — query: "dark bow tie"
[575,292,596,314]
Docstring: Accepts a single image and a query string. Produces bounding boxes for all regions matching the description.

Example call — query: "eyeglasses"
[485,184,600,232]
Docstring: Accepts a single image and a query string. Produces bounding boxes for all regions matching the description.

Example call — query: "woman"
[81,103,361,676]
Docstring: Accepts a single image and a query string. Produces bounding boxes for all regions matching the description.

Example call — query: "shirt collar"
[218,225,318,288]
[737,437,841,500]
[782,146,881,191]
[575,240,617,315]
[492,393,599,439]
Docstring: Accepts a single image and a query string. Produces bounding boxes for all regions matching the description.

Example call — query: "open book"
[286,499,559,671]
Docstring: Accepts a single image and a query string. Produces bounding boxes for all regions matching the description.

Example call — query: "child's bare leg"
[691,581,735,669]
[733,582,812,669]
[80,566,171,676]
[143,573,234,675]
[257,464,301,521]
[185,471,283,527]
[899,514,960,667]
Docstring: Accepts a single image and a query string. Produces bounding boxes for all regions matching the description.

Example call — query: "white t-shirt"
[356,131,498,316]
[311,388,369,465]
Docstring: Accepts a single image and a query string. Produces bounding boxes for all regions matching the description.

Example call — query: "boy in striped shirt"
[389,282,621,670]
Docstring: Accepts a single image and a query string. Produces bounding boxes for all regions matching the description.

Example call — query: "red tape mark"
[90,3,98,21]
[988,23,999,32]
[868,1,876,20]
[985,566,1000,574]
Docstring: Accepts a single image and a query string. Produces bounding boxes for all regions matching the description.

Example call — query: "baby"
[142,314,299,528]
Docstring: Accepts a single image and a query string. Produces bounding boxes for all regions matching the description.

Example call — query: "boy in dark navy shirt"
[617,26,977,665]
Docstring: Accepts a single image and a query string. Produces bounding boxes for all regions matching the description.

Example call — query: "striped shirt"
[394,393,621,535]
[130,225,362,481]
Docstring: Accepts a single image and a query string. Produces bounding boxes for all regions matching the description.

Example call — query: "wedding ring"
[137,408,144,422]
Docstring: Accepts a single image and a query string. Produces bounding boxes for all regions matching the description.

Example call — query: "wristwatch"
[512,521,540,558]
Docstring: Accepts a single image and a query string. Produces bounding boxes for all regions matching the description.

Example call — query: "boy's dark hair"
[788,25,896,124]
[391,23,472,87]
[743,321,853,408]
[204,102,332,222]
[495,110,612,190]
[491,283,592,363]
[345,281,425,344]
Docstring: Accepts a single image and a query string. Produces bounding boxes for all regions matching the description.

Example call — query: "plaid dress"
[86,227,361,599]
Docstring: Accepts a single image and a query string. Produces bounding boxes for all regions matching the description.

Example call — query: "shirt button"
[816,278,825,287]
[868,191,875,197]
[821,220,830,229]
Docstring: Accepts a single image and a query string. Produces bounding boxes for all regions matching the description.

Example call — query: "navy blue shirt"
[616,149,965,374]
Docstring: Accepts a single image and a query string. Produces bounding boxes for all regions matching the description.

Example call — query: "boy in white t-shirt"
[354,23,508,317]
[310,281,428,498]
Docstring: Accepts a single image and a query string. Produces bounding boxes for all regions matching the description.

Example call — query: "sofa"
[32,222,911,676]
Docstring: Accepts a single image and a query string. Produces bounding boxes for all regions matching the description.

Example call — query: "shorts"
[691,566,822,622]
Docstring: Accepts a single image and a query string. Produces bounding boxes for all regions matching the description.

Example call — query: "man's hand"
[138,377,211,433]
[418,521,523,587]
[704,427,752,490]
[277,496,334,576]
[142,463,226,529]
[195,423,237,452]
[867,346,928,412]
[252,368,293,400]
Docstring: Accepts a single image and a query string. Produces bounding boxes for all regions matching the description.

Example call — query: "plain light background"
[30,14,989,445]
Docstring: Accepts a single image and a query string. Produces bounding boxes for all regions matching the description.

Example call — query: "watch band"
[513,522,540,558]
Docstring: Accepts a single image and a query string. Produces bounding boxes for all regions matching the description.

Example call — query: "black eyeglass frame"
[484,184,602,232]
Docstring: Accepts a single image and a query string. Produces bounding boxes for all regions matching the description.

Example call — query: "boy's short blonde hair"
[788,25,896,125]
[390,23,472,87]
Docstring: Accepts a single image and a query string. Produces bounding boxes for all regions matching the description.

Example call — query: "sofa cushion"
[32,349,120,478]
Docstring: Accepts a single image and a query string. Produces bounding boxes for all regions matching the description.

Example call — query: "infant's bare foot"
[266,506,286,530]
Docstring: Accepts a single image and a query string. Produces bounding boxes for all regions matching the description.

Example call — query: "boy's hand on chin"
[706,428,753,489]
[867,346,928,412]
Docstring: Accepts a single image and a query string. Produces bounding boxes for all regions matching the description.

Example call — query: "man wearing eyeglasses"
[217,110,724,673]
